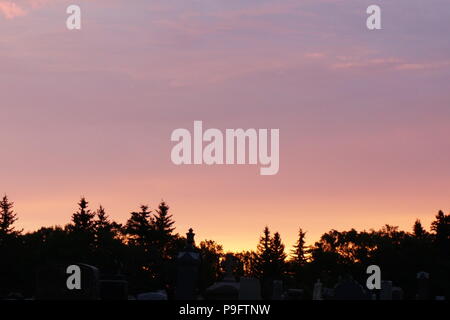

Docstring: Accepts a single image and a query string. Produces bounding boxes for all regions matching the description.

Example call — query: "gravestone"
[312,279,323,300]
[285,289,304,300]
[392,287,404,300]
[136,290,168,300]
[5,292,24,300]
[239,277,262,300]
[272,280,283,300]
[262,277,274,300]
[334,278,369,300]
[204,254,240,300]
[322,287,334,300]
[380,280,392,300]
[36,263,100,300]
[100,275,128,300]
[204,283,240,300]
[416,271,430,300]
[175,228,201,300]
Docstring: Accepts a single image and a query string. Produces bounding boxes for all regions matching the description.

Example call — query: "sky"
[1,0,449,252]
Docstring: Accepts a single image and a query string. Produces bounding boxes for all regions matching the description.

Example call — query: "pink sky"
[1,0,449,252]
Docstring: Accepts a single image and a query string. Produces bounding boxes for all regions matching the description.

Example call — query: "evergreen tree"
[94,205,123,274]
[252,226,273,279]
[68,197,96,233]
[124,205,160,291]
[96,205,109,229]
[0,195,21,242]
[270,232,287,277]
[291,228,307,265]
[413,219,426,238]
[125,205,155,248]
[154,201,175,246]
[152,201,175,260]
[95,205,120,245]
[431,210,450,253]
[65,197,96,261]
[252,228,286,299]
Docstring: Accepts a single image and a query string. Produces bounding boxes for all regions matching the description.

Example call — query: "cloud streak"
[0,1,26,19]
[0,0,60,19]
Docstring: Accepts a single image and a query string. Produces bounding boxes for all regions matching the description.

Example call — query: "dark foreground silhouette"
[0,195,449,300]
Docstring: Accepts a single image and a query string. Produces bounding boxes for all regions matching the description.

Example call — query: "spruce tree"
[69,197,96,233]
[154,201,175,237]
[252,226,273,279]
[153,201,175,257]
[271,232,287,277]
[125,205,155,247]
[291,228,307,265]
[431,210,450,252]
[413,219,426,238]
[0,195,21,241]
[95,205,118,245]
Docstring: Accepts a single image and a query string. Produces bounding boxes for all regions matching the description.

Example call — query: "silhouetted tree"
[96,206,110,232]
[95,205,121,245]
[0,195,22,296]
[0,194,449,300]
[271,232,286,275]
[431,210,450,254]
[154,201,175,235]
[64,197,101,262]
[291,228,307,265]
[93,205,124,273]
[252,227,272,279]
[154,201,175,257]
[199,240,224,291]
[252,228,287,298]
[68,197,96,234]
[235,251,254,278]
[125,205,155,248]
[413,219,427,238]
[0,195,21,242]
[124,205,159,291]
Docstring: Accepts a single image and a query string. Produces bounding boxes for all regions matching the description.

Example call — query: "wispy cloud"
[305,52,326,59]
[395,61,450,71]
[0,0,60,19]
[0,1,26,19]
[332,55,450,72]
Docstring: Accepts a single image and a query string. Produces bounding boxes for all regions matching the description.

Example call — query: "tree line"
[0,194,449,299]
